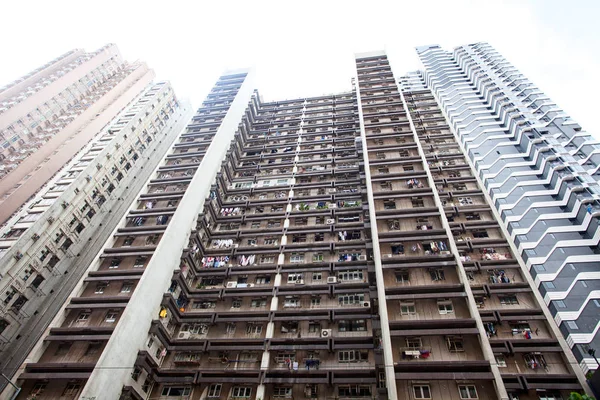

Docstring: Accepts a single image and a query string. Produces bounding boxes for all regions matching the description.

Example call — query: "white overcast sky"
[1,0,598,132]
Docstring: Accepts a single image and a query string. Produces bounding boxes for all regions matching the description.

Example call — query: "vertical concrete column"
[353,56,398,399]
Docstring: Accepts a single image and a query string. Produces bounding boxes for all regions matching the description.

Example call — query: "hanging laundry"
[212,239,234,248]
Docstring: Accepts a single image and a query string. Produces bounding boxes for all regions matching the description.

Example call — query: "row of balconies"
[212,213,363,233]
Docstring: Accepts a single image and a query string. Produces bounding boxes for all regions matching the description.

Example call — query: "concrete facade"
[1,51,592,400]
[0,44,154,225]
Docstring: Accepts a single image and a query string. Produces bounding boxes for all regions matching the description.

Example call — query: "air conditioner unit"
[326,219,335,225]
[358,255,367,261]
[328,188,337,193]
[226,281,238,288]
[328,203,337,209]
[178,331,191,340]
[327,276,338,284]
[295,279,305,285]
[363,301,371,308]
[321,329,332,338]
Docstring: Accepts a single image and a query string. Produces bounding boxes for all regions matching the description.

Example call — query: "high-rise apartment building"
[0,47,192,393]
[1,52,591,400]
[415,43,600,372]
[0,44,155,225]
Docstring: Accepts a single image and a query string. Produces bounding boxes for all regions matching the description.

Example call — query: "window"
[496,355,507,367]
[295,217,307,226]
[273,387,293,398]
[226,323,236,335]
[134,256,147,268]
[384,200,396,210]
[338,386,371,397]
[95,282,107,294]
[76,311,90,323]
[30,382,47,395]
[275,352,296,363]
[411,197,425,207]
[232,299,242,308]
[121,282,133,293]
[338,293,365,305]
[283,297,300,308]
[555,300,566,308]
[400,301,416,315]
[105,310,119,323]
[509,322,531,334]
[338,270,364,281]
[310,296,321,307]
[207,384,222,398]
[538,392,563,400]
[413,385,431,399]
[290,253,305,263]
[0,318,8,335]
[255,276,270,285]
[500,295,519,305]
[338,350,368,362]
[193,301,216,309]
[260,256,275,264]
[406,337,422,349]
[339,319,367,332]
[312,253,324,262]
[429,268,445,281]
[142,377,154,393]
[447,336,464,352]
[264,237,277,245]
[161,387,191,397]
[458,385,478,399]
[472,229,489,238]
[75,222,85,234]
[231,387,252,398]
[396,270,410,283]
[131,366,142,381]
[566,321,579,330]
[109,258,121,269]
[312,272,323,281]
[458,197,473,205]
[437,300,454,315]
[251,298,267,308]
[545,281,555,289]
[308,322,321,332]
